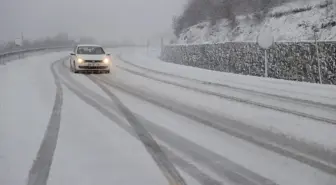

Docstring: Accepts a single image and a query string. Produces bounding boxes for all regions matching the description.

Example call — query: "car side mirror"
[70,52,75,56]
[106,53,110,56]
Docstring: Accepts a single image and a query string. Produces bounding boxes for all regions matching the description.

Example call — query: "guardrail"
[0,46,71,65]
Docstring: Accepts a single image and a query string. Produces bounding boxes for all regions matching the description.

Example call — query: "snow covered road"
[1,48,336,185]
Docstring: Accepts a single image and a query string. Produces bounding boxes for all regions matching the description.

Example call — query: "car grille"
[79,66,108,69]
[85,60,102,63]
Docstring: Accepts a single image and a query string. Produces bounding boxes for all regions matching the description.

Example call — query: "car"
[70,44,111,74]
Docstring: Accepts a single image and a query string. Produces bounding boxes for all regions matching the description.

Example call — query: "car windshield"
[77,46,105,55]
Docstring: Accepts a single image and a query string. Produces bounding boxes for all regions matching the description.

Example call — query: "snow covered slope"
[177,0,336,44]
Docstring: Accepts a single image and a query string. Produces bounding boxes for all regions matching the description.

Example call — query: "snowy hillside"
[177,0,336,44]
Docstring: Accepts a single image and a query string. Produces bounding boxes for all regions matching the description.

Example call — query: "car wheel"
[70,62,73,72]
[73,67,79,73]
[72,61,79,73]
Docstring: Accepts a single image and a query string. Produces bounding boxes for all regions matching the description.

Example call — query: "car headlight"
[77,58,84,63]
[103,58,109,64]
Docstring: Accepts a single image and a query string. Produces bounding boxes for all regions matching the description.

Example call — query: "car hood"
[77,54,106,61]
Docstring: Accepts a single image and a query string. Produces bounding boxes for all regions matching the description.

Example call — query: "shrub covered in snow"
[160,42,336,84]
[175,0,336,44]
[173,0,291,37]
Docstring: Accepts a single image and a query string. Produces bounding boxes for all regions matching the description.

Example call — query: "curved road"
[1,49,336,185]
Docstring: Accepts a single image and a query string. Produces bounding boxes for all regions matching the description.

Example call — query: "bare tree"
[209,0,237,28]
[172,0,289,37]
[173,0,211,36]
[325,0,333,18]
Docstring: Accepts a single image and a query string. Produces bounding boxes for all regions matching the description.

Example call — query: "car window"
[76,46,105,55]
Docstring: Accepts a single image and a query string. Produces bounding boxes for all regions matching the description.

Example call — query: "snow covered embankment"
[177,0,336,44]
[160,42,336,84]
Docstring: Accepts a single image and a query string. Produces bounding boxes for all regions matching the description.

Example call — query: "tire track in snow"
[89,75,275,185]
[116,64,336,125]
[112,57,336,167]
[57,60,272,185]
[95,75,336,177]
[26,58,67,185]
[59,60,229,185]
[60,79,223,185]
[88,76,188,185]
[56,60,187,185]
[117,55,336,110]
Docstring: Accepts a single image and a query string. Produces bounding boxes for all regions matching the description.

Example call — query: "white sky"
[0,0,187,43]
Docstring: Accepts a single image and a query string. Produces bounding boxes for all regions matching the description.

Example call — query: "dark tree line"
[173,0,294,37]
[0,33,98,53]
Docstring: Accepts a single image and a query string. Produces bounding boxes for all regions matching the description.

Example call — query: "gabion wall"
[160,42,336,85]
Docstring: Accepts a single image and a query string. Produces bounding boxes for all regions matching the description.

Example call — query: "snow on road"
[0,52,168,185]
[47,79,168,185]
[111,47,336,105]
[1,48,336,185]
[105,66,336,151]
[109,48,336,150]
[0,52,68,185]
[101,82,336,185]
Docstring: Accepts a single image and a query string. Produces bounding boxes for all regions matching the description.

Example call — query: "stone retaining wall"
[160,42,336,84]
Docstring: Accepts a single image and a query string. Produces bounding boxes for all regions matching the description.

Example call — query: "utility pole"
[21,32,24,58]
[146,39,150,56]
[160,37,164,55]
[312,26,322,84]
[257,27,274,78]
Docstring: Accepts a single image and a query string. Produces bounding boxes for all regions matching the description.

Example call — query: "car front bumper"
[76,63,110,71]
[78,65,109,70]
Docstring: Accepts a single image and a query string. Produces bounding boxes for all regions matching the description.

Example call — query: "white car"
[70,44,111,73]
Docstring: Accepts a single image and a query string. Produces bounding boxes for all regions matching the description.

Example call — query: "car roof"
[77,44,102,47]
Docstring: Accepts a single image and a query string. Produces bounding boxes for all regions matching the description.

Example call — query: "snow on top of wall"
[176,0,336,44]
